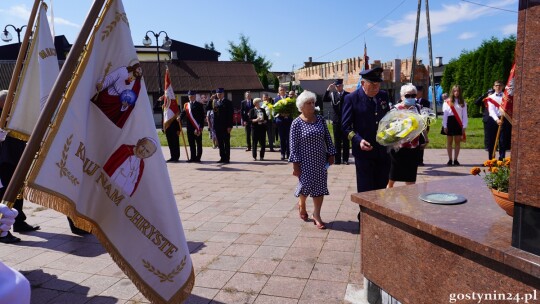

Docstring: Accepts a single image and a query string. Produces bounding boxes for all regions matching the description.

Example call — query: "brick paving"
[2,146,488,303]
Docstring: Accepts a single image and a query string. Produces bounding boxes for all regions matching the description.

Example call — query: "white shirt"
[442,99,468,128]
[487,93,503,122]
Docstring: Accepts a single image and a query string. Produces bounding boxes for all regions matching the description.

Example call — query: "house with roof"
[0,37,263,127]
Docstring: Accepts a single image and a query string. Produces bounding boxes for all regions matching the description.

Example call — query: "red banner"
[501,63,515,124]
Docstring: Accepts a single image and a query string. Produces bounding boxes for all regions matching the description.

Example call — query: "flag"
[356,42,370,90]
[162,68,179,131]
[501,63,515,124]
[24,0,194,303]
[4,2,59,141]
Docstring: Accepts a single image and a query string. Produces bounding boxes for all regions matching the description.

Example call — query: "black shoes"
[71,226,91,236]
[13,222,40,233]
[447,160,453,166]
[245,148,251,152]
[453,160,460,166]
[0,232,21,244]
[343,161,349,165]
[166,159,179,163]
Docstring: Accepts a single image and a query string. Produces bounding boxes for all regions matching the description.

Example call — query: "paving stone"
[261,276,307,299]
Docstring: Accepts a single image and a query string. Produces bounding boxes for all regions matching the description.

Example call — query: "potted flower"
[471,157,513,216]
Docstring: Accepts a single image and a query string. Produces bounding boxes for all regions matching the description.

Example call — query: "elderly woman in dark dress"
[387,83,428,188]
[289,91,336,229]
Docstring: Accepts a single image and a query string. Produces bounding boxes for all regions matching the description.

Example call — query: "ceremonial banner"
[4,2,59,141]
[162,68,179,131]
[24,0,194,303]
[501,63,515,124]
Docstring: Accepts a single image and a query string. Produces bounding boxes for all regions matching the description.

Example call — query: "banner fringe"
[24,186,194,303]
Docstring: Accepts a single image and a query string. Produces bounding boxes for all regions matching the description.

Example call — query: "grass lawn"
[158,117,486,149]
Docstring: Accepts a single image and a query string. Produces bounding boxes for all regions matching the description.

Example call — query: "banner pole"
[0,0,107,209]
[492,120,503,160]
[179,125,190,161]
[0,0,40,129]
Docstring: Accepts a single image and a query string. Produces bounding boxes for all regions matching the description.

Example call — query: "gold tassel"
[23,186,194,303]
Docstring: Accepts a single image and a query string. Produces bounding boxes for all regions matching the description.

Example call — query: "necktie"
[497,93,503,97]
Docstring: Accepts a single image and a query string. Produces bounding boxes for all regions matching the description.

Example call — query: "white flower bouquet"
[376,108,433,149]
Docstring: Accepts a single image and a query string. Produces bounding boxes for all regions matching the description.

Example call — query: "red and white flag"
[163,68,179,131]
[501,63,515,124]
[4,2,59,141]
[24,0,194,303]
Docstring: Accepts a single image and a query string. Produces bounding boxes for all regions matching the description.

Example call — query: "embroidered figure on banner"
[103,137,157,197]
[91,59,142,128]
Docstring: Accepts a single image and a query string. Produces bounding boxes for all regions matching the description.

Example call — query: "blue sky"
[1,0,518,71]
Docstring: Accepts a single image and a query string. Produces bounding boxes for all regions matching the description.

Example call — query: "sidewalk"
[2,148,487,304]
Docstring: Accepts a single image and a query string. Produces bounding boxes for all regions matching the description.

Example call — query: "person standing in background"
[241,91,254,152]
[441,85,468,166]
[207,88,233,163]
[323,79,350,165]
[181,91,205,162]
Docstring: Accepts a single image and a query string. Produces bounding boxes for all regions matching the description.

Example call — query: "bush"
[466,97,483,118]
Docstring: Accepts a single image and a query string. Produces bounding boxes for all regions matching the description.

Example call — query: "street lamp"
[1,24,27,44]
[142,30,172,96]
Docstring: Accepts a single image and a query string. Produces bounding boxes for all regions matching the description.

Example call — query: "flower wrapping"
[272,97,299,119]
[376,108,433,149]
[261,101,274,119]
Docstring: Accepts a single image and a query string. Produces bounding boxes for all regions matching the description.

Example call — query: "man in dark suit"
[323,79,350,165]
[207,88,233,163]
[181,91,205,162]
[240,91,254,152]
[342,67,390,199]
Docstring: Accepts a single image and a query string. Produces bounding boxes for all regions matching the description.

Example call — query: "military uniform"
[323,79,350,164]
[207,88,233,163]
[341,68,390,193]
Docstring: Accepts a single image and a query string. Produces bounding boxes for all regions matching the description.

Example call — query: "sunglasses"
[404,94,417,98]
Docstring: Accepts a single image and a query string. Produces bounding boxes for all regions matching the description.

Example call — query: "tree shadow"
[19,269,119,304]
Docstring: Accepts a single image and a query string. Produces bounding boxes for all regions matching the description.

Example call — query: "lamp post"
[1,24,27,44]
[142,30,172,97]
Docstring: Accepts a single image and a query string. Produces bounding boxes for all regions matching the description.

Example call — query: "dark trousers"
[252,127,266,159]
[0,163,26,224]
[165,120,180,161]
[332,122,349,164]
[266,121,275,150]
[187,129,203,161]
[276,116,291,158]
[215,127,231,161]
[245,123,252,149]
[499,119,512,159]
[486,119,499,160]
[354,152,390,193]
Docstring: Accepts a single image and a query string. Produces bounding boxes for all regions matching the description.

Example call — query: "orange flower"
[483,160,491,167]
[470,167,481,176]
[489,159,498,166]
[497,160,503,167]
[492,167,499,173]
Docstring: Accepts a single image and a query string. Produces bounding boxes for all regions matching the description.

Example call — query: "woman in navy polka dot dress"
[289,91,336,229]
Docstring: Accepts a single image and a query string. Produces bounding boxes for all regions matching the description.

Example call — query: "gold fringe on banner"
[24,185,194,304]
[5,131,30,142]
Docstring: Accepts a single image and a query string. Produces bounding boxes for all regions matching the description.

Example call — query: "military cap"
[216,88,225,93]
[187,90,197,96]
[360,67,383,83]
[333,79,343,85]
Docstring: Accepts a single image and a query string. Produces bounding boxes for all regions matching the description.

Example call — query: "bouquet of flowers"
[376,108,433,150]
[272,97,299,119]
[261,101,274,119]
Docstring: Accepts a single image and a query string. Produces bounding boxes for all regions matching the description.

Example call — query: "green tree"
[261,73,269,89]
[273,75,280,90]
[228,34,273,85]
[204,42,216,51]
[442,36,515,100]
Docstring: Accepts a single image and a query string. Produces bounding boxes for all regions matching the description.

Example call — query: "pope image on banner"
[23,0,194,303]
